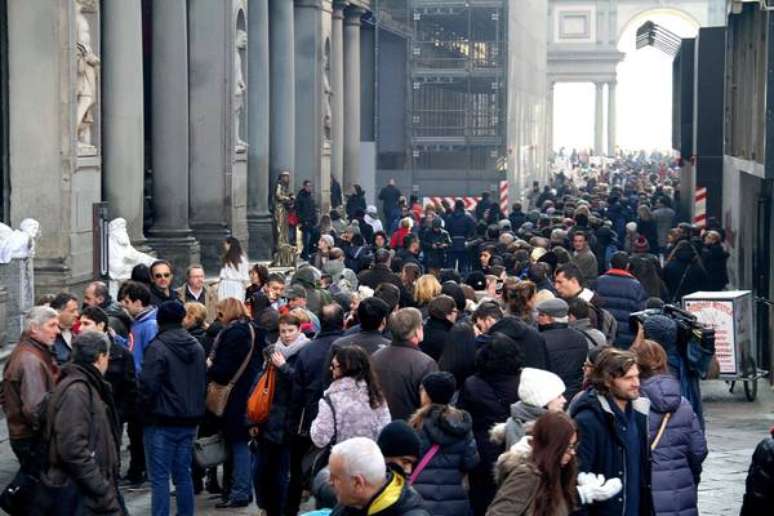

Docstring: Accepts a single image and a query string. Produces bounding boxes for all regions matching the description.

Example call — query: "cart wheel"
[743,357,758,402]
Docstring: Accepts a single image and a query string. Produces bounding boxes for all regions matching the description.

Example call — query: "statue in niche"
[108,218,155,281]
[323,40,333,141]
[0,219,41,264]
[234,28,248,151]
[75,0,100,154]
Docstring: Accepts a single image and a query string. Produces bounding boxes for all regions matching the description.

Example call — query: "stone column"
[270,0,295,189]
[594,81,604,156]
[331,2,345,199]
[0,286,7,347]
[607,81,617,157]
[546,81,555,154]
[343,6,365,193]
[247,0,273,259]
[147,0,200,273]
[102,0,144,244]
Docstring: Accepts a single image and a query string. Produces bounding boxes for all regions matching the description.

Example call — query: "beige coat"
[175,284,219,323]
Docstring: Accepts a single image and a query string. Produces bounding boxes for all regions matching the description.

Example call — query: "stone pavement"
[0,378,771,515]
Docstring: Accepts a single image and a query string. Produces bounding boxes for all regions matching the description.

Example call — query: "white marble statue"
[234,29,247,151]
[108,218,154,281]
[75,0,100,154]
[0,219,41,264]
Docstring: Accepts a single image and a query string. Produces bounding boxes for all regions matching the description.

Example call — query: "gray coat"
[371,340,438,421]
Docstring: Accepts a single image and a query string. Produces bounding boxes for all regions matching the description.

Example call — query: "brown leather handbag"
[206,324,255,417]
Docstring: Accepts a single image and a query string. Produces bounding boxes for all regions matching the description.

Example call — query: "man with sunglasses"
[149,260,176,307]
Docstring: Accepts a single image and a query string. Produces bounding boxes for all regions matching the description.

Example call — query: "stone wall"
[0,258,34,345]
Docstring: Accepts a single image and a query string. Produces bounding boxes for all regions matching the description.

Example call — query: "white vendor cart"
[683,291,767,401]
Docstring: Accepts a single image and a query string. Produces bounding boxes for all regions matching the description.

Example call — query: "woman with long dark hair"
[488,411,578,516]
[310,345,391,447]
[217,236,250,300]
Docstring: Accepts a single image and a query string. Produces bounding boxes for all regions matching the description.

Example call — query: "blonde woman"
[414,274,442,319]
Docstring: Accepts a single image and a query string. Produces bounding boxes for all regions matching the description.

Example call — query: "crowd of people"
[1,157,772,516]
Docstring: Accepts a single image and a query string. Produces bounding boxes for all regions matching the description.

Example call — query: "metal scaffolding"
[376,0,507,194]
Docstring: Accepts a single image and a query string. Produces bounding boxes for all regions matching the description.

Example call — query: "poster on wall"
[683,291,754,376]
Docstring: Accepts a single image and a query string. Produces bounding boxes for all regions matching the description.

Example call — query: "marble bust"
[0,219,41,264]
[108,218,155,280]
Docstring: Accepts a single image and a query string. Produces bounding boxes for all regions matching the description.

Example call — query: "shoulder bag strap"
[409,443,441,485]
[323,394,337,445]
[671,265,691,303]
[227,323,256,387]
[650,412,672,451]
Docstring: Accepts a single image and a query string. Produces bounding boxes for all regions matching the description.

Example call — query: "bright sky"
[553,12,699,153]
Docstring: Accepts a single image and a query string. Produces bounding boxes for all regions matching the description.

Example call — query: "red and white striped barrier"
[499,180,509,215]
[423,196,480,211]
[694,187,707,227]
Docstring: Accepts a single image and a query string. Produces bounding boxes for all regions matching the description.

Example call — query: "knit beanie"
[377,421,420,459]
[421,372,457,405]
[157,300,186,326]
[517,367,566,408]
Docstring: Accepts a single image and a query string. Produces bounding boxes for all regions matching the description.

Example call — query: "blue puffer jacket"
[594,269,647,348]
[640,375,707,516]
[412,405,479,516]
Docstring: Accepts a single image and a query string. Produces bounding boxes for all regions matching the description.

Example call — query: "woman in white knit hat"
[490,368,567,450]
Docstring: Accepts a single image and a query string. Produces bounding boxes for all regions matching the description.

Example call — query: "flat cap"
[536,297,569,318]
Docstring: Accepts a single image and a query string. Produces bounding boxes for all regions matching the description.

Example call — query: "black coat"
[296,189,318,227]
[702,243,729,291]
[569,389,653,516]
[333,329,390,356]
[413,406,480,516]
[741,432,774,516]
[289,329,345,436]
[663,257,708,303]
[421,316,453,362]
[539,323,589,401]
[594,270,647,348]
[378,184,402,218]
[486,317,550,370]
[148,285,176,307]
[138,325,207,427]
[331,178,343,208]
[105,335,137,424]
[446,210,476,252]
[207,321,262,441]
[259,340,309,444]
[346,193,367,220]
[358,263,402,291]
[457,372,520,476]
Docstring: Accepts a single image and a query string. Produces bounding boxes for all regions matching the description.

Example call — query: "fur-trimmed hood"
[493,435,534,485]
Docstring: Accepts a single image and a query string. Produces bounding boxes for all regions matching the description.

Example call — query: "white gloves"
[576,472,623,504]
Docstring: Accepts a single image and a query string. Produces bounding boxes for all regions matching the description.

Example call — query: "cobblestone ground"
[0,379,771,515]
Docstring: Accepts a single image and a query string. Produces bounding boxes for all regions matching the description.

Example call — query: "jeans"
[301,226,314,259]
[143,425,196,516]
[448,251,469,273]
[229,439,252,503]
[252,439,291,516]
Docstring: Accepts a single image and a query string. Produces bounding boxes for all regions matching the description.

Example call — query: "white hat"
[626,221,638,233]
[518,368,566,408]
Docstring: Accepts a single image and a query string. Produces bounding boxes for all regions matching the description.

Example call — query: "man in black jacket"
[138,301,206,516]
[536,298,588,401]
[296,180,318,260]
[287,304,345,515]
[333,297,391,354]
[83,280,132,338]
[148,260,177,307]
[358,249,402,290]
[378,178,402,228]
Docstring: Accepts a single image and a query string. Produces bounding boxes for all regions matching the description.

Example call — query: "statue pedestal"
[247,212,274,260]
[0,258,35,345]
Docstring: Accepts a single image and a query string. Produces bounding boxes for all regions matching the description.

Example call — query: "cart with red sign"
[683,290,767,401]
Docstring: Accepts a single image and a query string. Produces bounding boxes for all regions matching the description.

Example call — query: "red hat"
[633,236,650,253]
